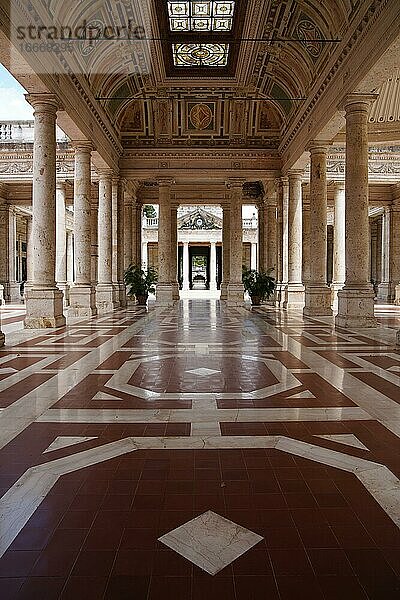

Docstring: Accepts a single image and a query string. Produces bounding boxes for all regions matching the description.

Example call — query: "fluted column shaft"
[336,95,377,328]
[24,94,65,328]
[275,178,289,306]
[266,197,277,274]
[258,200,266,271]
[304,144,332,316]
[283,171,304,308]
[377,207,392,302]
[117,180,127,307]
[69,143,96,316]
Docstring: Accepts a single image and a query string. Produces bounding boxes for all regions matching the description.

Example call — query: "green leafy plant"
[143,205,157,219]
[242,266,275,304]
[124,265,158,302]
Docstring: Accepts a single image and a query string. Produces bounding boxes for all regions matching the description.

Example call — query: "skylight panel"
[172,43,229,66]
[168,1,235,32]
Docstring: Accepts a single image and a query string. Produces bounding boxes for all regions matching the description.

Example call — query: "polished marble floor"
[0,300,399,599]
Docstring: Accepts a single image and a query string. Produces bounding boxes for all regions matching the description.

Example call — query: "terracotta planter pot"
[251,295,261,306]
[136,294,148,305]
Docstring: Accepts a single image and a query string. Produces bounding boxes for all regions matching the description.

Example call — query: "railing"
[144,217,258,229]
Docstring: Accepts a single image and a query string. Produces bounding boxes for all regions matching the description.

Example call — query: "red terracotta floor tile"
[61,576,109,600]
[16,577,65,600]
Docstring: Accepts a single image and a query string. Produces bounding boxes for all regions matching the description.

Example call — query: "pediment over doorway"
[178,208,222,230]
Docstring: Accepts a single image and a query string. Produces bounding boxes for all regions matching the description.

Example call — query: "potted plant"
[124,264,158,305]
[242,266,275,306]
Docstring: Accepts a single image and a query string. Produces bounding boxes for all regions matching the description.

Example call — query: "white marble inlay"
[288,391,316,399]
[186,368,221,376]
[315,434,369,451]
[0,368,17,374]
[93,392,122,401]
[43,436,98,454]
[158,510,263,575]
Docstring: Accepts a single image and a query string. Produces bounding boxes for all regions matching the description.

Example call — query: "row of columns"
[21,94,131,330]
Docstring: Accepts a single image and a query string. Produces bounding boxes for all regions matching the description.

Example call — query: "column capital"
[97,168,114,181]
[340,93,378,114]
[333,180,345,192]
[287,170,304,182]
[275,176,289,190]
[25,93,61,113]
[307,141,331,155]
[56,180,67,192]
[72,141,94,153]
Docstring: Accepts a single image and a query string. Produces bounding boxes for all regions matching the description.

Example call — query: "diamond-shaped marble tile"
[158,510,263,575]
[186,368,221,377]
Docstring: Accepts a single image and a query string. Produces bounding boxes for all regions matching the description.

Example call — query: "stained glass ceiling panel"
[168,1,235,32]
[173,43,229,66]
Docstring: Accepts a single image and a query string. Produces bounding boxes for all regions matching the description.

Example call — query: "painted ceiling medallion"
[190,103,213,129]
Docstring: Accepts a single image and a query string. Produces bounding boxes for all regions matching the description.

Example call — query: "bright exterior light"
[172,42,229,66]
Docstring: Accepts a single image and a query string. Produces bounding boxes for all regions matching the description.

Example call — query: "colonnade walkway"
[0,301,399,599]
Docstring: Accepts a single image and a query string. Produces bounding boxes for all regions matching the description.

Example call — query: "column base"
[377,281,393,303]
[303,284,333,317]
[274,283,287,308]
[9,282,21,303]
[335,287,377,328]
[57,282,70,306]
[172,281,180,301]
[220,282,228,301]
[283,283,305,309]
[24,287,66,329]
[0,284,4,305]
[155,283,175,306]
[96,284,119,314]
[68,285,97,317]
[227,282,244,306]
[119,283,127,308]
[395,285,400,305]
[331,282,344,312]
[112,283,121,308]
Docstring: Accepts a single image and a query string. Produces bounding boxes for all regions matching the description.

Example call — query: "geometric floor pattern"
[0,300,399,598]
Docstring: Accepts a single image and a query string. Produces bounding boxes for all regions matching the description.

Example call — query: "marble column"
[66,230,74,288]
[26,216,33,290]
[123,192,133,270]
[55,181,68,305]
[220,204,230,301]
[377,207,392,302]
[250,242,257,271]
[69,143,97,316]
[210,241,217,290]
[156,179,175,306]
[304,144,332,316]
[111,178,121,308]
[8,206,20,302]
[24,94,65,328]
[117,179,127,307]
[331,182,346,311]
[97,170,117,314]
[392,198,400,304]
[171,203,180,300]
[275,178,289,307]
[135,203,143,268]
[336,94,377,328]
[90,198,98,288]
[0,195,10,303]
[266,195,277,275]
[257,200,266,271]
[183,242,190,291]
[283,171,305,309]
[227,178,245,305]
[302,197,311,287]
[141,242,148,271]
